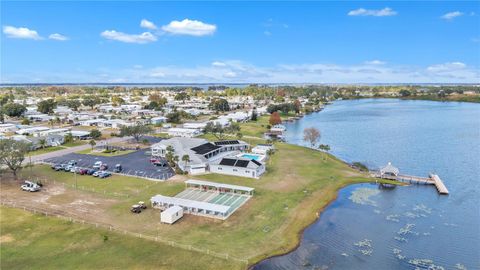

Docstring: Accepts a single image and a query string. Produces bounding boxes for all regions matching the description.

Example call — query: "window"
[218,167,222,170]
[233,169,237,172]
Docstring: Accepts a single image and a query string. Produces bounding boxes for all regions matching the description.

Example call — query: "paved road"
[29,136,132,163]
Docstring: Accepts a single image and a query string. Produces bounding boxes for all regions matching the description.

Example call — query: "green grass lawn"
[17,142,397,267]
[0,207,242,270]
[8,120,399,269]
[238,115,270,137]
[28,146,66,156]
[76,149,135,157]
[63,140,88,147]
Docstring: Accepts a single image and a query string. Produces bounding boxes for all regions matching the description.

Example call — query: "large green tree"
[209,98,230,112]
[37,99,57,114]
[2,103,27,117]
[0,139,30,180]
[119,123,153,142]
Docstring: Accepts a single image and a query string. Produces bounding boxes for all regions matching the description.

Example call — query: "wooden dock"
[372,171,449,195]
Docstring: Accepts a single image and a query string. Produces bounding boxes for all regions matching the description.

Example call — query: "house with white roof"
[167,127,202,138]
[0,123,17,133]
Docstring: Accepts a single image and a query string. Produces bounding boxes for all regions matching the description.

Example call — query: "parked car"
[64,165,73,171]
[138,201,147,209]
[92,171,101,177]
[100,164,108,170]
[67,160,77,166]
[153,160,167,167]
[79,168,89,175]
[21,181,41,192]
[131,204,142,214]
[93,161,103,169]
[114,164,122,173]
[70,166,81,173]
[86,169,97,175]
[53,164,65,171]
[99,171,112,179]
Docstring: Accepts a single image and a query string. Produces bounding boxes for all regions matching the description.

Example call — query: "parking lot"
[43,148,175,181]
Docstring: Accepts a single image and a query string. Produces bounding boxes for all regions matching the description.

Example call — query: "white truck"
[21,181,41,192]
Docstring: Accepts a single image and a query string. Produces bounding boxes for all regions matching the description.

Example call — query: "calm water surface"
[255,99,480,270]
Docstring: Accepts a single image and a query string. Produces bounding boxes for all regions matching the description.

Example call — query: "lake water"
[254,99,480,270]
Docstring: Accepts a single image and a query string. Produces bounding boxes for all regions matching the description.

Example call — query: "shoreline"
[248,181,353,269]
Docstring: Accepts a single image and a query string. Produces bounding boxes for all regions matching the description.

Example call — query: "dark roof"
[219,158,236,166]
[217,157,262,168]
[234,159,250,168]
[214,140,241,146]
[251,159,262,166]
[191,143,222,155]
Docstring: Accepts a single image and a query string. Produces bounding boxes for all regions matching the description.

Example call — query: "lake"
[254,99,480,270]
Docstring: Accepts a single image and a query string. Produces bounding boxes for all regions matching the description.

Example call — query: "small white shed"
[161,206,184,224]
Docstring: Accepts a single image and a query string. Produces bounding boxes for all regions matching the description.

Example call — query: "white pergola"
[185,179,255,195]
[151,194,231,219]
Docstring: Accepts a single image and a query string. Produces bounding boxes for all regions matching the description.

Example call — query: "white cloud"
[100,30,157,44]
[223,71,237,78]
[212,61,227,67]
[365,60,386,65]
[140,19,157,30]
[348,7,397,17]
[441,11,464,20]
[4,61,478,84]
[161,19,216,36]
[3,25,42,40]
[264,31,272,36]
[426,62,466,72]
[48,33,69,41]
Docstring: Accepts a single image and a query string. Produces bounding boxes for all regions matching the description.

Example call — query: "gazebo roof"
[380,162,399,175]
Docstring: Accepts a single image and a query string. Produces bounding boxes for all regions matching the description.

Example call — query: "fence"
[30,177,132,199]
[0,200,249,265]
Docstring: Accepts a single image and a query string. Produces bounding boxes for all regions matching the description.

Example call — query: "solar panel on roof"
[220,158,236,166]
[214,140,240,146]
[191,143,222,154]
[251,159,262,166]
[234,159,250,168]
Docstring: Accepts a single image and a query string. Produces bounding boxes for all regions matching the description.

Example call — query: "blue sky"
[1,1,479,83]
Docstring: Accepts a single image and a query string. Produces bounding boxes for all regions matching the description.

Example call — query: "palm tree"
[89,139,96,151]
[39,138,47,149]
[182,154,190,169]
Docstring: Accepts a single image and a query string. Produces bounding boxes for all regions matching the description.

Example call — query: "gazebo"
[380,162,399,179]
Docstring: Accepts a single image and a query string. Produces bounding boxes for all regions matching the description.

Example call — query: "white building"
[0,123,17,133]
[167,127,202,138]
[160,206,184,224]
[252,144,275,155]
[183,122,208,130]
[151,138,249,175]
[151,116,167,125]
[27,114,53,122]
[210,157,265,179]
[36,128,71,137]
[16,126,50,136]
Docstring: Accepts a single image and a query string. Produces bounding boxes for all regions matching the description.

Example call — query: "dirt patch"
[0,181,120,225]
[0,234,15,243]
